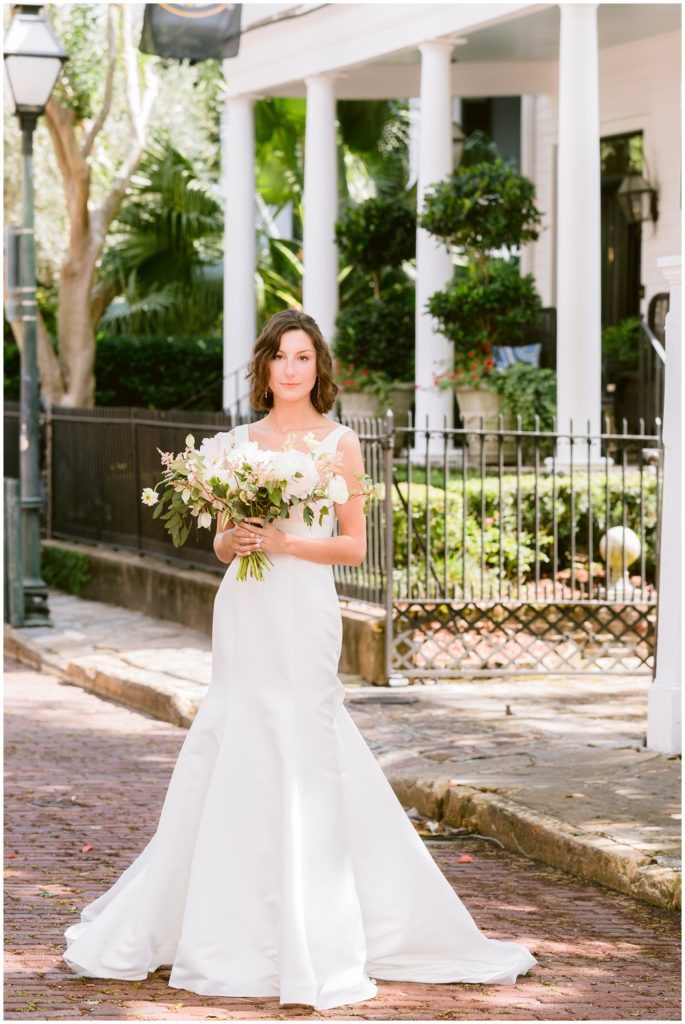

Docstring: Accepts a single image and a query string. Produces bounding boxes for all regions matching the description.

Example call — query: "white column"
[556,4,602,443]
[519,95,536,278]
[407,97,421,190]
[647,257,682,755]
[223,94,257,414]
[303,73,338,345]
[415,39,455,450]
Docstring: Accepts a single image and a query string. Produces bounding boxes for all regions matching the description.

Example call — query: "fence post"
[4,478,24,627]
[131,411,142,551]
[383,408,407,686]
[45,402,53,539]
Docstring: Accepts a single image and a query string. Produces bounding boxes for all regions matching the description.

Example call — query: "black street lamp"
[4,4,67,625]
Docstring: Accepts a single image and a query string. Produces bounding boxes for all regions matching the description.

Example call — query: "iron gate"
[339,412,662,680]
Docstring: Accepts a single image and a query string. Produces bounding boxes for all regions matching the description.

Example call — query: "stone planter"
[337,389,383,421]
[455,386,515,464]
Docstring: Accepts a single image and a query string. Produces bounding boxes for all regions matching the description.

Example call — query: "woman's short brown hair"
[247,309,339,414]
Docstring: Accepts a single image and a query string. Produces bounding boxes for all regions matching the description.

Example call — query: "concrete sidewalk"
[5,589,681,913]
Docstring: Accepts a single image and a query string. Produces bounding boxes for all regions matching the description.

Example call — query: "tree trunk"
[57,254,98,407]
[38,6,157,409]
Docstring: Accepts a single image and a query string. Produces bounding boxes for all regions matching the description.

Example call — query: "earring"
[264,388,268,400]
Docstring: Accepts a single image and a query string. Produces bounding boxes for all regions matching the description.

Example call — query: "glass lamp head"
[3,6,68,116]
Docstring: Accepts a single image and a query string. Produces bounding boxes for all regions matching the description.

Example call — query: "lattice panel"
[391,600,656,676]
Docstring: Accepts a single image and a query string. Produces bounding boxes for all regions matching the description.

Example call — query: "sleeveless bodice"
[234,421,351,539]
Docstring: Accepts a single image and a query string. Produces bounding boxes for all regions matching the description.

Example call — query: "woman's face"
[268,329,318,403]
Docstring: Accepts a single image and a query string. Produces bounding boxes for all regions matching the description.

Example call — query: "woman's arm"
[213,514,236,564]
[212,429,238,564]
[281,430,368,567]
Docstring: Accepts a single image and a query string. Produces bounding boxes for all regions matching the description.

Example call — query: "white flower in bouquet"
[327,474,349,504]
[198,431,236,461]
[274,450,319,501]
[142,427,378,581]
[141,487,158,506]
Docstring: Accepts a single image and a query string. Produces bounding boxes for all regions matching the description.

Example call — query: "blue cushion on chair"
[492,343,542,372]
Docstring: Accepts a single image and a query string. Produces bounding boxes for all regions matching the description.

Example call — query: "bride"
[62,309,537,1010]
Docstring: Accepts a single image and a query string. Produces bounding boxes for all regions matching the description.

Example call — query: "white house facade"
[221,1,681,430]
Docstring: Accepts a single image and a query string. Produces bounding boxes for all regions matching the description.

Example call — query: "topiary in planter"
[334,195,417,416]
[427,259,542,352]
[420,157,541,262]
[334,281,415,384]
[419,150,543,391]
[335,195,415,298]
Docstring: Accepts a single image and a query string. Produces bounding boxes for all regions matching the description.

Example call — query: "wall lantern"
[452,120,466,170]
[616,172,659,225]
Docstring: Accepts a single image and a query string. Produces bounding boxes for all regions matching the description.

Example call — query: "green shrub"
[95,333,222,409]
[427,259,542,351]
[419,156,541,257]
[4,330,20,400]
[602,316,641,373]
[333,194,416,384]
[334,281,415,383]
[388,469,659,593]
[489,364,557,431]
[335,195,415,292]
[41,546,92,596]
[419,146,543,388]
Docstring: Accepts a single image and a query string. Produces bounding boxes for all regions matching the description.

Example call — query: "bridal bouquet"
[141,431,376,581]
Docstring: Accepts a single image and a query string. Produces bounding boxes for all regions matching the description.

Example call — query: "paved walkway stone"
[5,589,681,911]
[4,661,681,1021]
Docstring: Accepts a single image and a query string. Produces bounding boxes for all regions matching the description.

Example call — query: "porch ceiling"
[226,3,681,100]
[379,3,680,64]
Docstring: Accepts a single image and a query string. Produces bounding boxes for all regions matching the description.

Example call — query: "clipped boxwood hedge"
[387,470,659,593]
[95,334,223,410]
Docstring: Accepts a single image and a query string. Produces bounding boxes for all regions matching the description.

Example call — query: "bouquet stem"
[235,549,275,582]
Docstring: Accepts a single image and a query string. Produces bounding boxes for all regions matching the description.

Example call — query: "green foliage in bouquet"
[143,433,378,581]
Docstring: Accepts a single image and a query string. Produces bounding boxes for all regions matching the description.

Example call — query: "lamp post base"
[23,580,51,626]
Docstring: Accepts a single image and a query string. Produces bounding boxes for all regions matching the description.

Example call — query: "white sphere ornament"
[599,526,642,599]
[599,526,641,571]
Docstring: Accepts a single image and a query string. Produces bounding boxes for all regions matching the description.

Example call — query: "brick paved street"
[4,660,681,1021]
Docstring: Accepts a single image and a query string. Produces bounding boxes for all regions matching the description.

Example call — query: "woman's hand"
[241,516,290,556]
[214,516,265,563]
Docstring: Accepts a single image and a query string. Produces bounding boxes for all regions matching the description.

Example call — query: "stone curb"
[6,624,680,913]
[4,627,198,729]
[390,777,681,913]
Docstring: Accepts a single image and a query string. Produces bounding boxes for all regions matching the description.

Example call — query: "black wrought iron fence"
[339,412,661,679]
[47,406,248,571]
[4,402,662,677]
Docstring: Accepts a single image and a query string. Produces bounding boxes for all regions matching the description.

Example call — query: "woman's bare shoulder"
[338,425,362,448]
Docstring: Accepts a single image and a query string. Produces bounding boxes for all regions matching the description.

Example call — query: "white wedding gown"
[63,421,537,1010]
